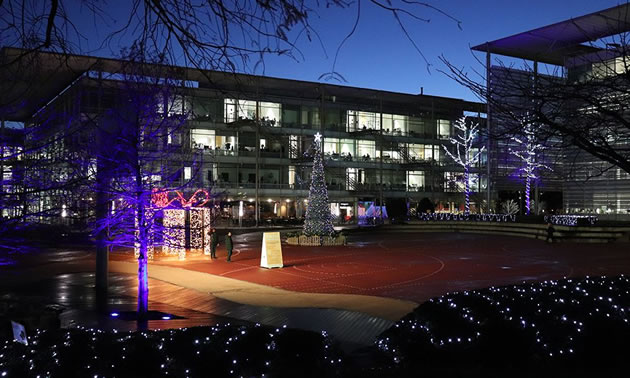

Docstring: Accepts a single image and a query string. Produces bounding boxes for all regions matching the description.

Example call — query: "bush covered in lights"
[0,323,345,378]
[375,275,630,374]
[3,276,630,377]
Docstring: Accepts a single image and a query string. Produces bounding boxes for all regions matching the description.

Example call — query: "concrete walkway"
[110,260,417,322]
[106,260,417,346]
[2,246,417,346]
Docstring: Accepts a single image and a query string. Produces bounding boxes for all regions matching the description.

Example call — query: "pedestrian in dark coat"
[209,228,219,259]
[225,231,233,262]
[545,223,555,243]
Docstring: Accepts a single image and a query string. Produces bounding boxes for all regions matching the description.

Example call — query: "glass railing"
[211,182,301,190]
[193,147,287,158]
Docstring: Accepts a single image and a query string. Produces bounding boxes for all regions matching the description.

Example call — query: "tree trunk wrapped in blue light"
[303,133,335,236]
[89,50,201,317]
[442,117,485,214]
[135,190,150,316]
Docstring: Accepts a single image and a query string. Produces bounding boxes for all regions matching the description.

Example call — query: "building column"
[0,118,4,200]
[95,69,108,297]
[379,95,384,221]
[533,60,541,215]
[255,100,260,227]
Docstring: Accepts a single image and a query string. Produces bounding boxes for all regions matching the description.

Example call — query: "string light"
[377,275,630,368]
[134,208,154,260]
[203,207,212,255]
[189,207,204,252]
[441,117,485,214]
[544,214,597,226]
[419,212,516,222]
[4,277,629,374]
[303,133,335,236]
[509,119,552,215]
[163,209,186,260]
[0,323,342,377]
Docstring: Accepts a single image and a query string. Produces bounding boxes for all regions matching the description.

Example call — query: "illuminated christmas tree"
[303,133,335,236]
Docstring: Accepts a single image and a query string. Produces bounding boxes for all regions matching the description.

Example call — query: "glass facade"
[15,54,486,228]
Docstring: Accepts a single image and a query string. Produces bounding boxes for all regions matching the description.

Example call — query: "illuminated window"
[224,98,237,122]
[357,140,375,158]
[259,102,281,125]
[324,137,339,154]
[191,129,215,149]
[288,166,296,187]
[347,110,380,132]
[238,100,257,120]
[407,171,425,191]
[438,119,451,138]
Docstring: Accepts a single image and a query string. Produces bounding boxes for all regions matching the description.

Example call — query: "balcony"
[209,180,429,194]
[193,146,287,159]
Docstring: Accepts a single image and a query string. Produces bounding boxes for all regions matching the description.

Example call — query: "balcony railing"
[207,180,441,193]
[194,146,287,159]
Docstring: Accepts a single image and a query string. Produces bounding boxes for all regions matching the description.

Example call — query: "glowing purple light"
[110,312,119,317]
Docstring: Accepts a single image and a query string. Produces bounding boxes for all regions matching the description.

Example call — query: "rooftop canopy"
[472,4,630,65]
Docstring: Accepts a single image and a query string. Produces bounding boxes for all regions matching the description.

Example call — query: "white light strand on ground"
[544,214,597,226]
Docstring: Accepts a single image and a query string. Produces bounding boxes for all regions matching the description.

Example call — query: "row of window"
[190,129,487,167]
[180,164,483,193]
[222,99,453,135]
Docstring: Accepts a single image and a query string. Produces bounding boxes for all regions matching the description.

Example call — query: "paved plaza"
[121,230,630,304]
[4,229,630,346]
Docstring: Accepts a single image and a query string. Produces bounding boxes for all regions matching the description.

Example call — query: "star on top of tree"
[314,132,322,143]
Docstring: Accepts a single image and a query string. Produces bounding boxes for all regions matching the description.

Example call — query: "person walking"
[545,222,555,243]
[225,231,233,262]
[209,228,219,259]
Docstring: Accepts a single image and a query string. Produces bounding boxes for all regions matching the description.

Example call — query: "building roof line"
[472,3,630,65]
[1,47,483,121]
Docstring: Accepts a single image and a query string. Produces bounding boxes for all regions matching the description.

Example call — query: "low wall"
[397,221,630,243]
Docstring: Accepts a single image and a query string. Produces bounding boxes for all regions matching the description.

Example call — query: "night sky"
[59,0,630,101]
[261,0,624,101]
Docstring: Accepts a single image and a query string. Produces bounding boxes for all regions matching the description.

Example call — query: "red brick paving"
[114,231,630,304]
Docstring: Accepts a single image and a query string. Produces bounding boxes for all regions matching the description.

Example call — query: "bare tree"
[509,119,551,215]
[0,1,460,79]
[440,34,630,178]
[501,199,519,216]
[0,92,92,248]
[0,0,461,304]
[86,49,205,316]
[1,0,461,230]
[442,116,484,214]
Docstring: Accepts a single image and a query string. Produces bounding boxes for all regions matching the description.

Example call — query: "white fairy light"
[441,117,485,214]
[509,118,551,215]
